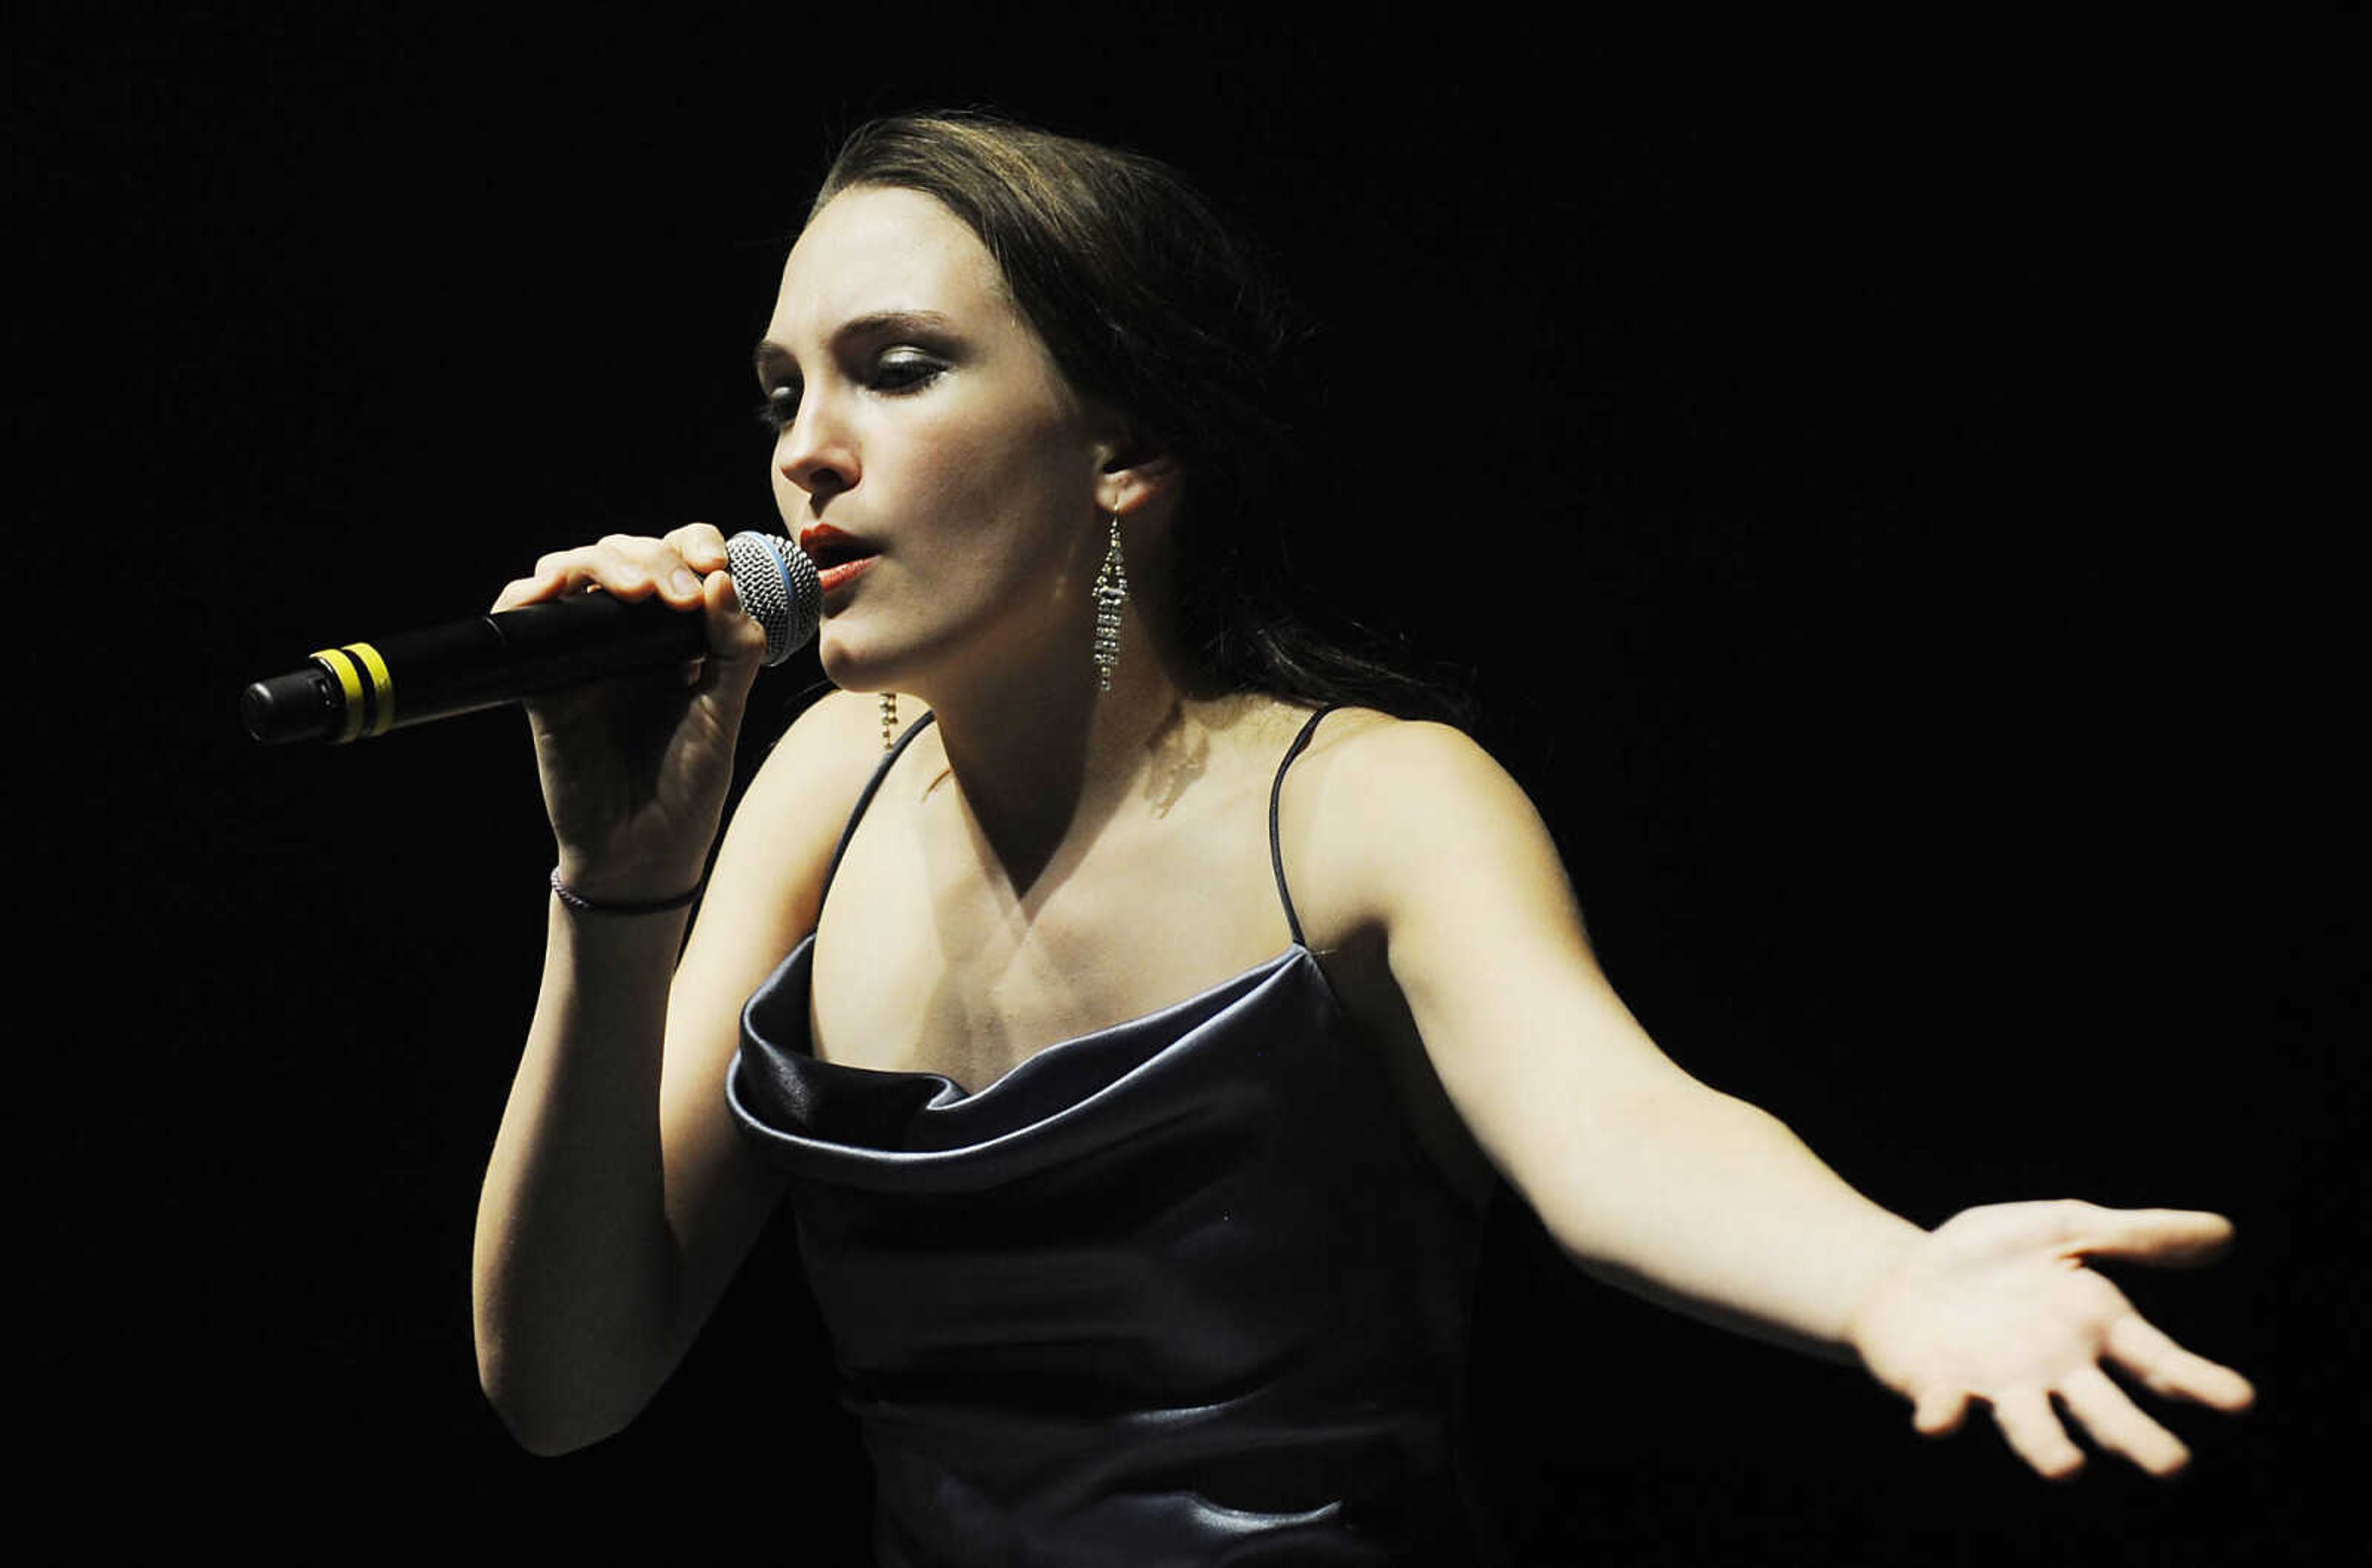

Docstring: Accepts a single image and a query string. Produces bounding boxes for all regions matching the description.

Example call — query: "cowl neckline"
[727,933,1346,1175]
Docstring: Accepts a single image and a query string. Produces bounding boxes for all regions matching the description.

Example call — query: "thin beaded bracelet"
[549,866,704,915]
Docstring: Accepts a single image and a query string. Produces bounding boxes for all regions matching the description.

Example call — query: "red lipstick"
[798,524,880,598]
[817,556,876,595]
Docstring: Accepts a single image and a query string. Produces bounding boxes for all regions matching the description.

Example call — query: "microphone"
[242,531,821,744]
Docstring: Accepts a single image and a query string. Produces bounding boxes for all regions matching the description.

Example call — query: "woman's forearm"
[471,896,692,1453]
[1528,1083,1926,1361]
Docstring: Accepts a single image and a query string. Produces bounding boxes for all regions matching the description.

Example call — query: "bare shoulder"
[700,688,924,943]
[1300,710,1509,791]
[1279,710,1567,945]
[751,687,930,807]
[1289,710,1541,851]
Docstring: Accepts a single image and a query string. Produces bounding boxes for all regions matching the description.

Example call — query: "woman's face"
[758,184,1114,695]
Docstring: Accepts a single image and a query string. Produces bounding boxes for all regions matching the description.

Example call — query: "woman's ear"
[1094,426,1181,519]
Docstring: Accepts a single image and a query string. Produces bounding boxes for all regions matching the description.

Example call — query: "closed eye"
[751,316,954,434]
[752,381,800,434]
[871,348,945,393]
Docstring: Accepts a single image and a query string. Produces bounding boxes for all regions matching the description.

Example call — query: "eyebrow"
[752,309,960,379]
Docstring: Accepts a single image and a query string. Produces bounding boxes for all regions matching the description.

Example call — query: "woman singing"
[470,112,2253,1564]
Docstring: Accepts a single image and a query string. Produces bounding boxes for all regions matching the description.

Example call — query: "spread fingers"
[1990,1388,2087,1480]
[2106,1315,2256,1411]
[2057,1365,2191,1477]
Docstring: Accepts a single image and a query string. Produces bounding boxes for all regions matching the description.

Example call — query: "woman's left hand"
[1848,1201,2255,1478]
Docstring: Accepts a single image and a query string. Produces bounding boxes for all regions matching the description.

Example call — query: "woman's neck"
[914,594,1203,899]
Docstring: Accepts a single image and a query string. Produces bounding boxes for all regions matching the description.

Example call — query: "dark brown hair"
[811,112,1469,723]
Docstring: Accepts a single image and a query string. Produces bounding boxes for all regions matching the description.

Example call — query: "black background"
[14,6,2357,1560]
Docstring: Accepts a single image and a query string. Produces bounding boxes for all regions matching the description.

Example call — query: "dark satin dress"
[728,708,1493,1566]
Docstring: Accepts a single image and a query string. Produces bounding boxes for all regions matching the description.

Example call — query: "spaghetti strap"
[1268,705,1340,950]
[817,710,938,910]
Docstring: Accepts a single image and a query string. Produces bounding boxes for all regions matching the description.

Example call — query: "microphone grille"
[726,531,822,667]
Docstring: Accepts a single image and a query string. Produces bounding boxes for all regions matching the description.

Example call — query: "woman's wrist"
[549,866,704,915]
[550,834,716,907]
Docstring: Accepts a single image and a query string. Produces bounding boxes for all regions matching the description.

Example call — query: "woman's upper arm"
[1300,721,1707,1215]
[649,689,888,1345]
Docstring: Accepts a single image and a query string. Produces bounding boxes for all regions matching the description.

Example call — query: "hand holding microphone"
[243,524,823,903]
[242,526,820,745]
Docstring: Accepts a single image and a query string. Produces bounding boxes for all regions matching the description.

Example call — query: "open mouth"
[799,524,879,571]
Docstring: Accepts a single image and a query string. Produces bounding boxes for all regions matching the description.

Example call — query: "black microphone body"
[242,531,820,744]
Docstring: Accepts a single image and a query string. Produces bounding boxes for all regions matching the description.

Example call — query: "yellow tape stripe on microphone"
[309,644,395,742]
[346,642,394,736]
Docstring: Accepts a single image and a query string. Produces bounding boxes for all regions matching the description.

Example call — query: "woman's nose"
[776,397,857,497]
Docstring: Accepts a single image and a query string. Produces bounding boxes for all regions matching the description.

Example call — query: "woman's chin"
[815,627,865,683]
[817,627,910,698]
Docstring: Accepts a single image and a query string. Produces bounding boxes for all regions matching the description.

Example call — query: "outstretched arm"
[1298,719,2253,1478]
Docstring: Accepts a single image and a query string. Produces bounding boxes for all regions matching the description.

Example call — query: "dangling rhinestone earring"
[880,691,898,751]
[1091,513,1128,692]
